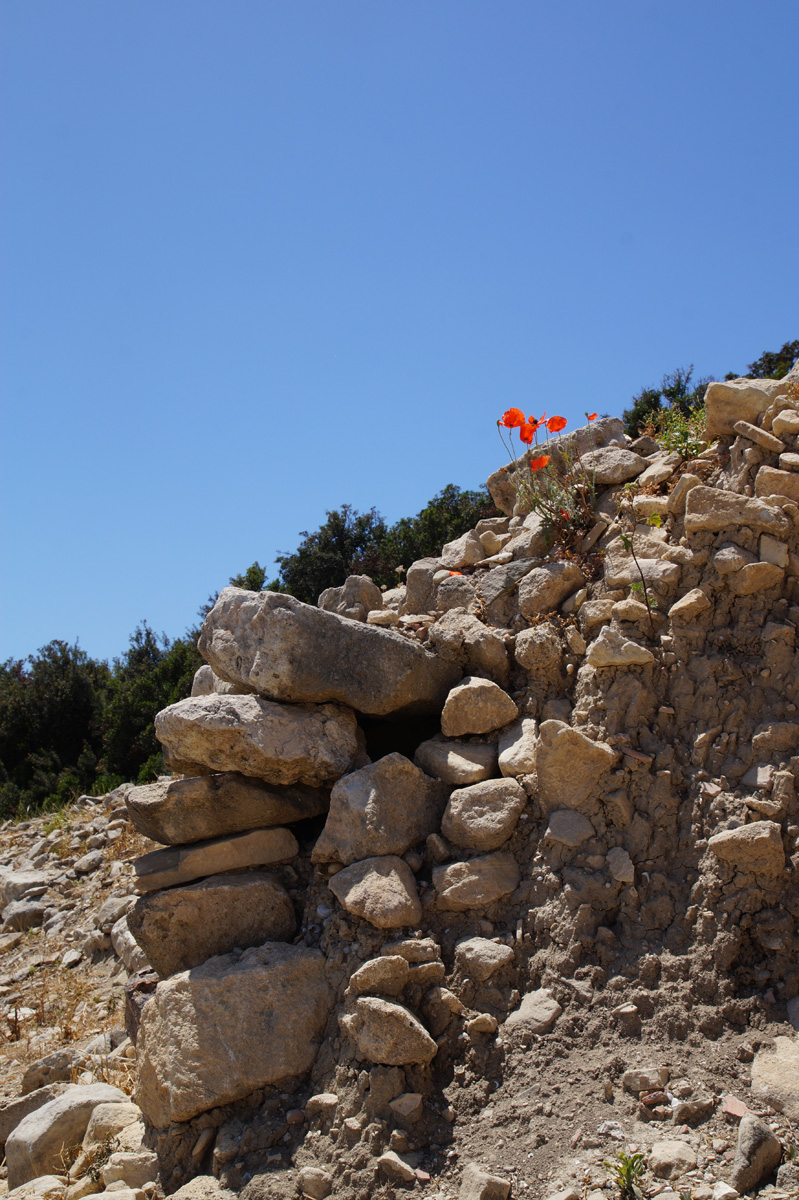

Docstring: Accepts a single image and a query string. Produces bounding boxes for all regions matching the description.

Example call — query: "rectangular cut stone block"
[133,828,298,893]
[135,943,333,1126]
[684,487,790,537]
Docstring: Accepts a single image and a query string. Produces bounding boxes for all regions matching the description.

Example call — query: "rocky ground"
[2,370,799,1200]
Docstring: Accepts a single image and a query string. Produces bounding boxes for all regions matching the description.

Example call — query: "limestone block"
[199,589,459,717]
[6,1085,126,1191]
[684,486,790,537]
[441,677,518,737]
[342,997,437,1066]
[312,754,448,865]
[497,718,538,778]
[318,575,383,622]
[133,827,298,893]
[705,377,788,437]
[414,737,498,785]
[128,872,296,977]
[518,562,585,618]
[433,853,520,911]
[441,778,527,851]
[535,720,617,815]
[125,773,328,846]
[135,943,332,1126]
[454,937,514,982]
[155,694,360,787]
[504,989,562,1034]
[708,821,784,875]
[755,464,799,504]
[328,856,422,929]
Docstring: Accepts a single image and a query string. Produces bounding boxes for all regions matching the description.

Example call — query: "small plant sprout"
[617,483,659,641]
[603,1150,646,1200]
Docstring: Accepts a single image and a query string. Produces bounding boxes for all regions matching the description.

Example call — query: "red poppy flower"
[448,570,462,576]
[529,454,550,471]
[518,422,537,444]
[546,416,567,434]
[499,407,526,429]
[586,412,597,421]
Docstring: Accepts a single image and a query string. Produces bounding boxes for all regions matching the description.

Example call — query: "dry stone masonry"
[2,362,799,1200]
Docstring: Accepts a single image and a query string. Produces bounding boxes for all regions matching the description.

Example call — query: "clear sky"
[2,1,797,664]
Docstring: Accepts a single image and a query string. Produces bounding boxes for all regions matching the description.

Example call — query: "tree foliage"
[624,339,797,437]
[273,485,497,603]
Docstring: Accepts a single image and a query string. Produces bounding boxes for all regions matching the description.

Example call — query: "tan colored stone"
[585,626,654,667]
[754,465,799,504]
[442,779,526,851]
[199,588,459,717]
[6,1085,126,1191]
[708,820,784,875]
[311,754,448,865]
[669,589,712,620]
[649,1139,697,1179]
[454,937,514,982]
[155,694,360,786]
[328,856,421,929]
[535,720,617,815]
[772,409,799,438]
[433,852,520,911]
[342,997,437,1065]
[497,717,538,777]
[751,1036,799,1119]
[427,610,510,685]
[441,677,518,737]
[728,561,784,596]
[128,873,296,977]
[705,377,788,437]
[133,827,298,893]
[685,486,790,537]
[760,535,789,568]
[347,956,410,997]
[413,736,497,785]
[666,472,702,513]
[135,942,332,1126]
[732,419,786,453]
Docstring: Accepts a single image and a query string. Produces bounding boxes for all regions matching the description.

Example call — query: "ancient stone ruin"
[3,365,799,1200]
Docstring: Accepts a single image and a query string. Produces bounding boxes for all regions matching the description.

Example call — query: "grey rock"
[518,561,585,618]
[0,869,54,909]
[441,530,485,569]
[684,486,790,538]
[1,900,48,933]
[730,1114,781,1193]
[191,663,254,696]
[5,1083,126,1190]
[136,942,332,1126]
[497,717,538,777]
[579,445,647,486]
[128,872,296,977]
[347,955,411,997]
[199,588,460,717]
[111,914,150,973]
[311,753,448,865]
[0,1085,69,1154]
[428,609,510,685]
[318,574,383,622]
[21,1052,84,1097]
[73,850,105,875]
[400,558,441,616]
[514,623,563,677]
[751,1035,799,1118]
[155,693,360,786]
[126,773,328,845]
[441,676,519,737]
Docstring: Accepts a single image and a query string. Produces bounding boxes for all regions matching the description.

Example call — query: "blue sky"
[2,1,797,663]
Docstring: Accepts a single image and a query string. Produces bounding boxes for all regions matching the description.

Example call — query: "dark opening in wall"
[358,714,442,765]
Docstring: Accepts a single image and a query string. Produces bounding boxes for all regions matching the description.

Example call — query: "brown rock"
[328,856,422,929]
[311,753,448,865]
[128,872,296,977]
[707,821,784,875]
[535,720,617,815]
[125,773,328,845]
[433,852,520,911]
[441,677,519,737]
[342,997,437,1065]
[441,779,527,851]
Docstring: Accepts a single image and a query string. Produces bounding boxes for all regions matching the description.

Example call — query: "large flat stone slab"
[199,588,460,717]
[125,773,328,845]
[311,753,448,865]
[135,943,332,1127]
[684,487,790,538]
[128,872,296,977]
[155,693,360,786]
[133,827,298,893]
